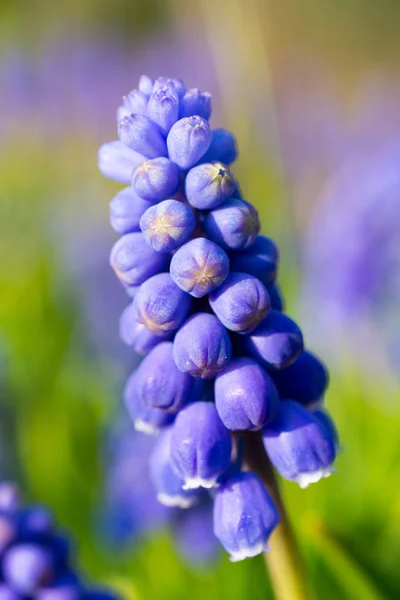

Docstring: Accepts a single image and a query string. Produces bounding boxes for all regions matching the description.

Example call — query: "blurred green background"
[1,0,399,598]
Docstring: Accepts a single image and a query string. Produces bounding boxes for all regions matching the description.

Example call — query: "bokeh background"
[1,0,400,598]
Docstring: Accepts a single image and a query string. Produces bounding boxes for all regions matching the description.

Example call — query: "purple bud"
[136,342,194,412]
[215,357,279,431]
[98,141,144,184]
[117,89,148,120]
[174,499,219,565]
[201,128,238,165]
[118,115,167,159]
[109,187,151,235]
[133,273,191,334]
[153,77,185,98]
[3,544,54,594]
[138,75,153,97]
[124,372,174,435]
[243,310,304,369]
[149,429,199,508]
[140,199,196,253]
[312,408,339,448]
[185,162,236,210]
[203,198,260,251]
[36,580,81,600]
[229,235,279,287]
[173,313,232,379]
[268,283,284,311]
[110,232,168,287]
[170,402,232,489]
[262,401,336,488]
[271,350,329,407]
[147,84,180,136]
[0,516,16,553]
[19,506,54,537]
[180,88,212,120]
[170,238,229,298]
[167,116,212,170]
[132,158,180,203]
[209,273,270,334]
[119,303,172,355]
[213,471,279,561]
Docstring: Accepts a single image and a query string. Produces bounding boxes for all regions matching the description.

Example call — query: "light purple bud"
[312,408,339,448]
[173,313,232,379]
[149,429,199,508]
[132,158,180,203]
[170,238,229,298]
[36,582,81,600]
[185,162,236,210]
[180,88,212,120]
[3,544,54,595]
[213,471,279,561]
[110,232,168,287]
[153,77,185,97]
[263,401,337,488]
[147,84,180,136]
[117,89,148,120]
[119,303,172,355]
[109,186,151,235]
[174,499,219,565]
[170,402,232,489]
[209,273,270,334]
[203,198,260,251]
[215,357,279,431]
[124,372,174,435]
[140,199,196,253]
[201,128,238,165]
[133,273,191,334]
[167,116,212,170]
[271,350,328,407]
[118,114,167,159]
[243,310,304,369]
[98,141,144,184]
[0,483,20,513]
[138,75,153,97]
[229,235,279,287]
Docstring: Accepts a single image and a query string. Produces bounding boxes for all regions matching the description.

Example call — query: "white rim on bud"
[133,419,160,436]
[157,493,197,510]
[182,476,219,490]
[296,468,334,489]
[229,540,270,562]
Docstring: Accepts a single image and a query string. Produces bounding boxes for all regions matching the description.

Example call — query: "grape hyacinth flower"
[98,74,339,571]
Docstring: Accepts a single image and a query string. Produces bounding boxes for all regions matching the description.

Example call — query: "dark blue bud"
[170,237,229,298]
[119,302,172,355]
[268,283,284,311]
[109,186,151,235]
[18,506,54,538]
[138,75,153,97]
[124,372,175,435]
[98,141,144,184]
[203,198,260,251]
[215,357,279,431]
[167,116,212,170]
[173,313,232,379]
[263,401,336,488]
[180,88,212,120]
[243,310,304,369]
[229,235,279,287]
[140,199,196,253]
[147,84,180,136]
[312,409,339,448]
[117,89,148,120]
[118,114,167,158]
[170,402,232,489]
[110,232,168,287]
[3,544,54,595]
[271,350,329,406]
[213,471,279,561]
[133,273,191,334]
[209,273,270,334]
[132,157,180,203]
[185,162,236,210]
[201,128,238,165]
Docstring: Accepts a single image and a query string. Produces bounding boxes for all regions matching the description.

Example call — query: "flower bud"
[109,187,151,235]
[118,114,167,159]
[173,313,232,379]
[203,198,260,250]
[133,273,191,334]
[153,76,186,98]
[209,273,270,334]
[170,237,229,298]
[98,141,144,184]
[119,303,172,355]
[147,83,180,136]
[262,400,336,488]
[170,402,232,489]
[213,471,279,561]
[149,429,199,508]
[185,162,236,210]
[124,372,174,434]
[138,75,153,97]
[271,350,328,406]
[110,232,168,287]
[215,357,279,431]
[180,88,212,120]
[229,235,279,287]
[117,89,148,120]
[201,128,238,165]
[132,157,180,203]
[243,310,303,369]
[268,282,284,311]
[167,116,212,170]
[140,199,196,253]
[3,544,53,595]
[312,408,339,447]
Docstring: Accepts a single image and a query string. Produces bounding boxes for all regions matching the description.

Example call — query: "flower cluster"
[0,482,119,599]
[98,75,339,562]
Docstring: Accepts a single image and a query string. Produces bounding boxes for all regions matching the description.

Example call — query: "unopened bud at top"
[167,116,212,170]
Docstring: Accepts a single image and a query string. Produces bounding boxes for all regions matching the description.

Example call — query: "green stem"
[244,433,311,600]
